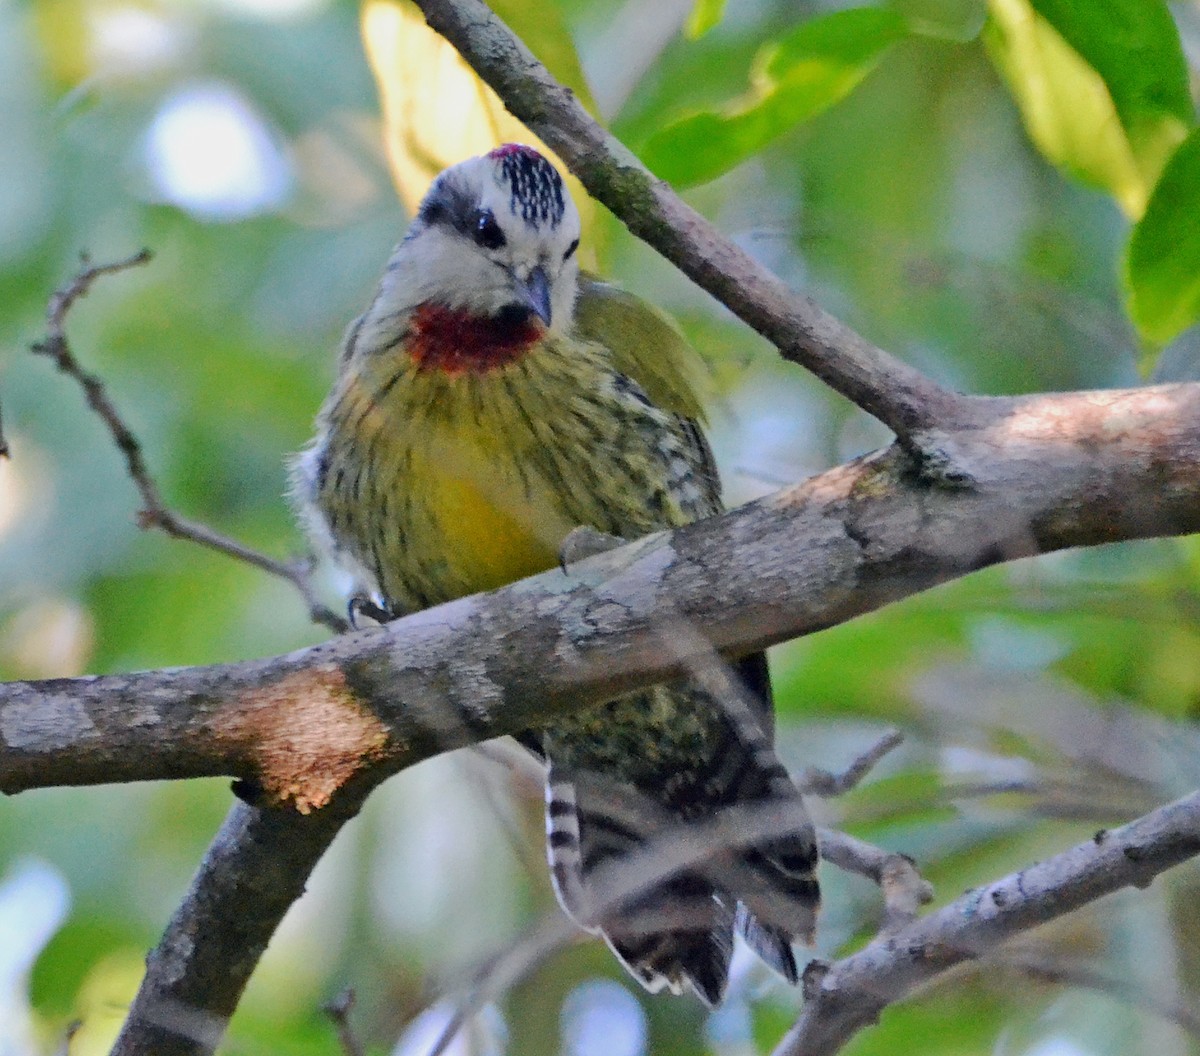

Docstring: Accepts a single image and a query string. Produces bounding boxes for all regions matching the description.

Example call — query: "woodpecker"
[293,144,819,1005]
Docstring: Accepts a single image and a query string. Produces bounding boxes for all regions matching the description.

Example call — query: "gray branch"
[774,791,1200,1056]
[110,802,360,1056]
[0,383,1193,1055]
[4,385,1198,803]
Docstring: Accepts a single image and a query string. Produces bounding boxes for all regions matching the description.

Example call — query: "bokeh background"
[2,0,1200,1054]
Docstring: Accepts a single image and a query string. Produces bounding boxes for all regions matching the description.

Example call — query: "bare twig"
[816,829,933,932]
[51,1019,82,1056]
[30,251,348,634]
[324,989,366,1056]
[462,745,548,884]
[801,729,905,797]
[410,0,968,445]
[424,916,576,1056]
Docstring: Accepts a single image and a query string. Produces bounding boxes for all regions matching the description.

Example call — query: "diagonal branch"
[772,791,1200,1056]
[999,954,1200,1039]
[29,252,347,634]
[108,796,383,1056]
[410,0,967,443]
[4,383,1199,801]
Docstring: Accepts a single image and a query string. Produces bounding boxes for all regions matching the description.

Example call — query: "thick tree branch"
[109,796,379,1056]
[3,384,1198,801]
[773,791,1200,1056]
[410,0,965,443]
[5,383,1196,1056]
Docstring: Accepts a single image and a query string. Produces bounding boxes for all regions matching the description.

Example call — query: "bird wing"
[573,275,712,425]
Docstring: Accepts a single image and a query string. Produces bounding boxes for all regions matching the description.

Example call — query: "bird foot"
[558,526,626,573]
[347,594,397,629]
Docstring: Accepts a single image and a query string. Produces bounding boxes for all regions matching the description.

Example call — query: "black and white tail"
[541,702,819,1006]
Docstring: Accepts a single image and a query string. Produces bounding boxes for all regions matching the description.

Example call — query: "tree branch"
[109,797,376,1056]
[323,990,367,1056]
[773,791,1200,1056]
[2,381,1191,1056]
[999,954,1200,1040]
[29,252,348,634]
[409,0,966,444]
[4,384,1198,802]
[14,10,1200,1054]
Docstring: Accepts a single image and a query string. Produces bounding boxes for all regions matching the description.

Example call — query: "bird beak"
[516,265,552,327]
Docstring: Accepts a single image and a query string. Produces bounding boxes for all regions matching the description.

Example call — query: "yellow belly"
[404,428,576,598]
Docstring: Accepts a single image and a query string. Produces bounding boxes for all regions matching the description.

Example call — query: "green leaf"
[1125,126,1200,349]
[684,0,726,39]
[984,0,1191,217]
[1030,0,1192,133]
[889,0,987,42]
[641,7,908,187]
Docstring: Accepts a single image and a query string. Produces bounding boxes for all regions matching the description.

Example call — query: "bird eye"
[473,209,506,250]
[563,238,580,262]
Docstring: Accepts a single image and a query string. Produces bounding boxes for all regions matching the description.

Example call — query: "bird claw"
[347,594,396,629]
[558,526,626,574]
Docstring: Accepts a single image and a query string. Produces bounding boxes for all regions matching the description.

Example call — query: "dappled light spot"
[561,979,647,1056]
[0,859,70,1055]
[0,598,95,679]
[143,82,292,222]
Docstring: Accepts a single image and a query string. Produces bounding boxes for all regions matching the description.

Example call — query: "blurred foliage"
[1,0,1200,1055]
[642,7,908,186]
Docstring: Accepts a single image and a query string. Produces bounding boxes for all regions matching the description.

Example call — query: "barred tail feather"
[606,885,734,1007]
[736,904,798,984]
[539,672,820,1005]
[544,771,589,925]
[544,765,738,1005]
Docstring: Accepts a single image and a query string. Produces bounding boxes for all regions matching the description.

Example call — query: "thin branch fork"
[28,252,347,634]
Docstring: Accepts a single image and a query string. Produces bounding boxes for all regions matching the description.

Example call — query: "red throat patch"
[408,302,544,375]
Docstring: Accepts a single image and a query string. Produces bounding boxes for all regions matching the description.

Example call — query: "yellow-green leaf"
[1125,127,1200,350]
[984,0,1190,218]
[360,0,597,240]
[685,0,727,39]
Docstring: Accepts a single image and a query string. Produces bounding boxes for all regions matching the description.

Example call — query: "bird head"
[374,145,582,344]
